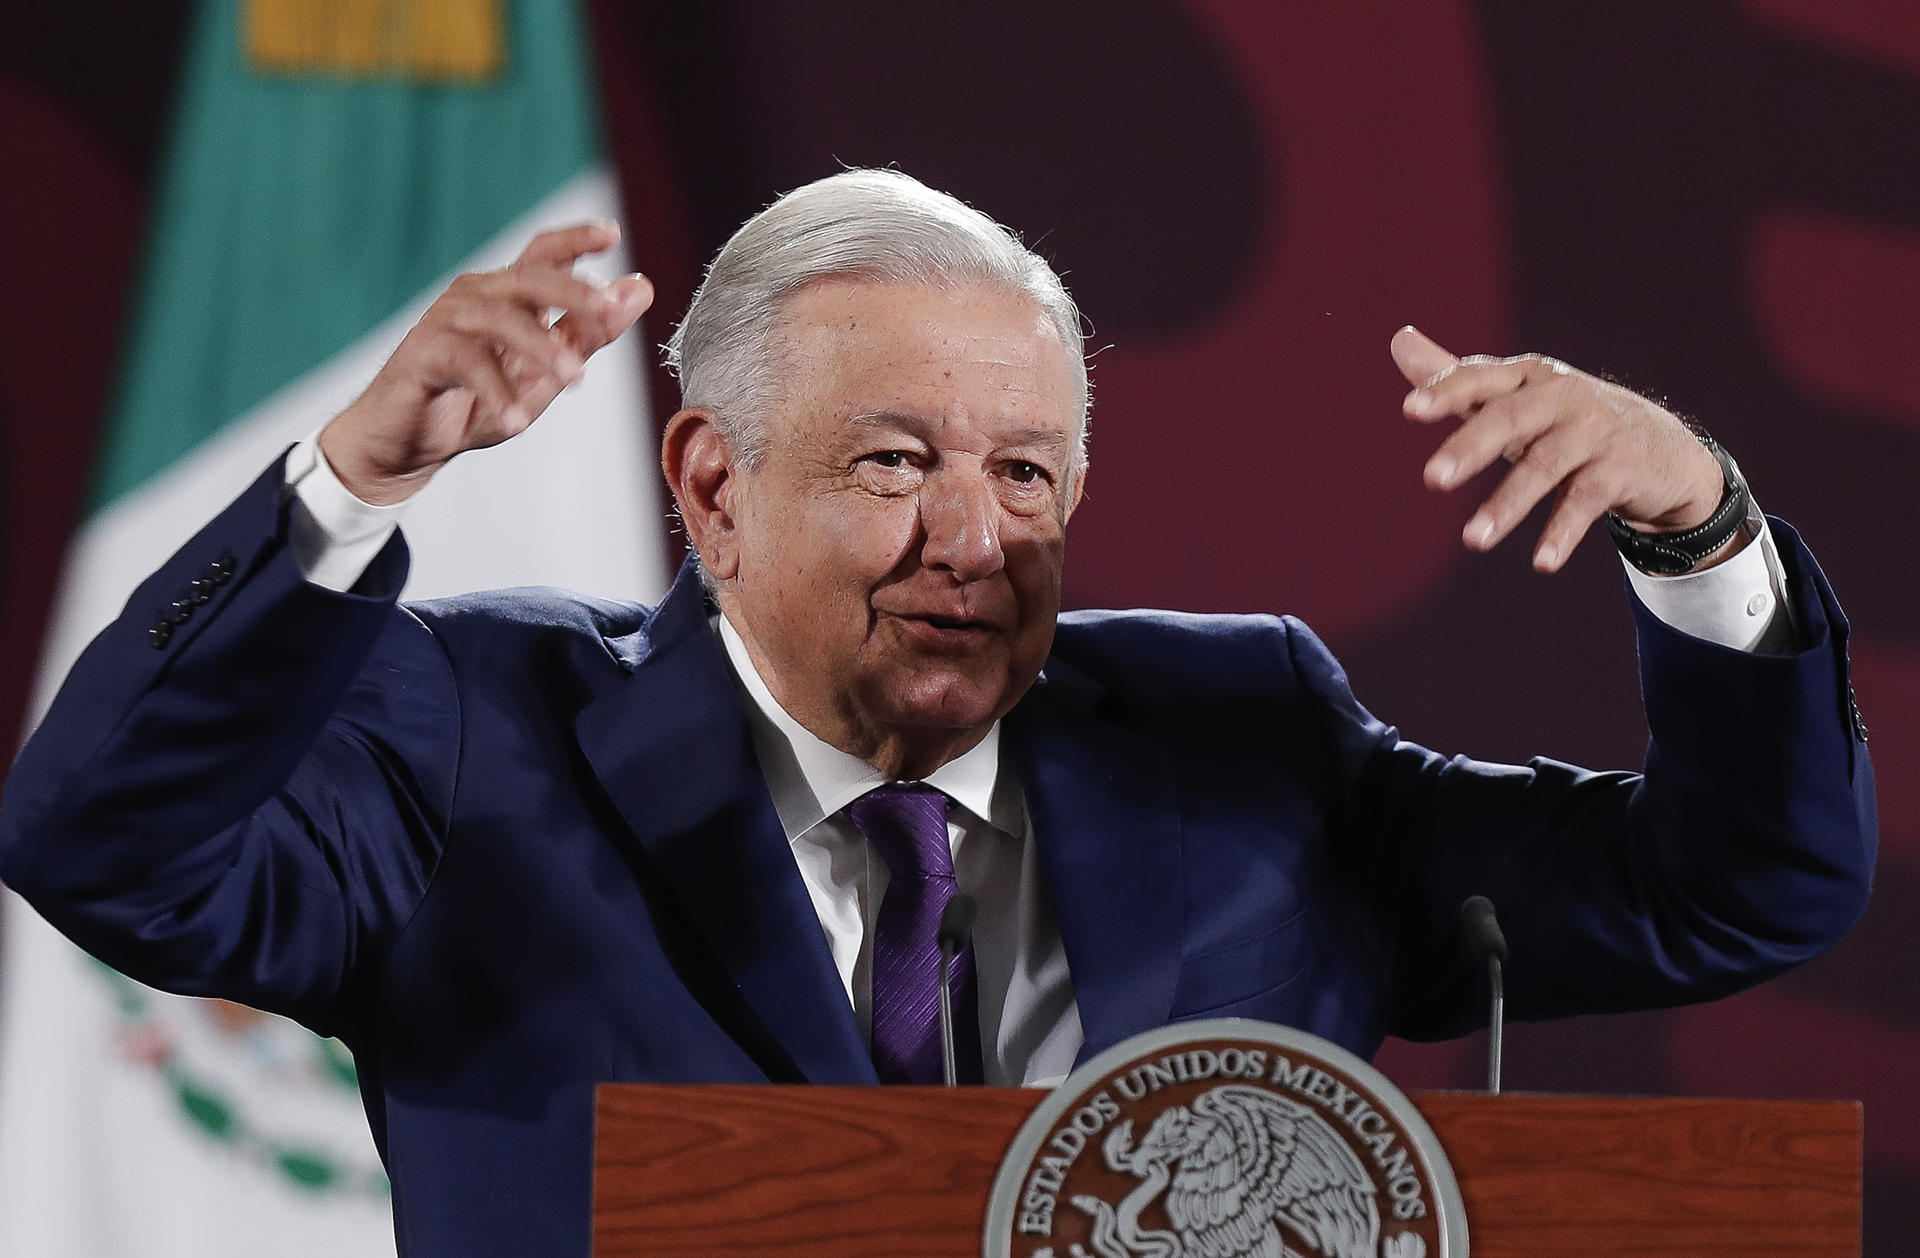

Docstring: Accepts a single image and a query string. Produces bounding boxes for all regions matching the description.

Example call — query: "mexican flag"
[0,2,668,1254]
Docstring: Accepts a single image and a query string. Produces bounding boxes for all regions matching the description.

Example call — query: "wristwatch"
[1605,434,1752,576]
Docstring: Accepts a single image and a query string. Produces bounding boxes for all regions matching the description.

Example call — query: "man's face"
[717,279,1082,774]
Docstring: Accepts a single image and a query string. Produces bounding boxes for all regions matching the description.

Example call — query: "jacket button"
[211,553,236,580]
[149,622,173,649]
[188,579,214,606]
[168,599,194,625]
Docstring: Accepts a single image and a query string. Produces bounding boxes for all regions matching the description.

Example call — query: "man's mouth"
[887,611,1006,646]
[916,613,993,631]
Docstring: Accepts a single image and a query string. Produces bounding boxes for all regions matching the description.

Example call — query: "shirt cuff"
[282,435,410,593]
[1623,514,1799,655]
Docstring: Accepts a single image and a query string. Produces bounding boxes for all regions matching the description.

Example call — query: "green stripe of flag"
[94,0,603,511]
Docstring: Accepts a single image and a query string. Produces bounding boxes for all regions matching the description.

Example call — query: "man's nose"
[918,472,1005,580]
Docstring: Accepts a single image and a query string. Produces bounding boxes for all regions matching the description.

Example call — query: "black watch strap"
[1605,436,1750,576]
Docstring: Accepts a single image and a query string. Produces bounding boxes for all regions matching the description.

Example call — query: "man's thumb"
[1390,324,1458,387]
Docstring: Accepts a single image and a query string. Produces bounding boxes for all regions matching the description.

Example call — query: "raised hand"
[319,221,654,505]
[1391,325,1728,573]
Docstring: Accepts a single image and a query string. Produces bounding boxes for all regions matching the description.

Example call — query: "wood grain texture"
[1414,1093,1861,1257]
[595,1085,1039,1256]
[593,1087,1860,1257]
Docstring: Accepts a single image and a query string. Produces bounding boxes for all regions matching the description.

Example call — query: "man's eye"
[1005,460,1045,484]
[864,451,910,469]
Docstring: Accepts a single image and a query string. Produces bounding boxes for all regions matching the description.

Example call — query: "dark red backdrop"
[4,1,1915,1248]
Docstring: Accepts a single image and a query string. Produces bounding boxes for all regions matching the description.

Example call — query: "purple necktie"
[847,783,983,1085]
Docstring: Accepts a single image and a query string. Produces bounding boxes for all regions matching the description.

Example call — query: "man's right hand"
[319,221,654,505]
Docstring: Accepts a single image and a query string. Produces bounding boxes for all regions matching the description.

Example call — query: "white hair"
[663,168,1090,470]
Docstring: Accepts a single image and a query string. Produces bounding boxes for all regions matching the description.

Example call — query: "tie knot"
[846,783,955,880]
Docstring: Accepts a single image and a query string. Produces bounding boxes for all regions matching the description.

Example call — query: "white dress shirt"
[278,434,1797,1086]
[713,615,1084,1085]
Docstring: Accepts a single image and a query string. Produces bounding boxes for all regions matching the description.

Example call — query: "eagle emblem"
[986,1021,1463,1258]
[1052,1084,1407,1258]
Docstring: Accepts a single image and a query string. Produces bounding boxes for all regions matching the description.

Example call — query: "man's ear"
[661,408,742,581]
[1065,461,1087,522]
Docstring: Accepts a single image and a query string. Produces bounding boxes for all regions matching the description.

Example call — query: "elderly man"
[0,170,1874,1256]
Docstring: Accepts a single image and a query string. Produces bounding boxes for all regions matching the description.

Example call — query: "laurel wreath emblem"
[93,961,389,1201]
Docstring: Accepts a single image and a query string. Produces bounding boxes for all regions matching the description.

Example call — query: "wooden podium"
[593,1085,1860,1256]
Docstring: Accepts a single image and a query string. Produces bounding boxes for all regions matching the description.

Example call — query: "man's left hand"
[1391,326,1727,573]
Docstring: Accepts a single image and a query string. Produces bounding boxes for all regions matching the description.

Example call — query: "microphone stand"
[1485,947,1505,1096]
[937,939,959,1088]
[936,894,978,1088]
[1460,894,1509,1095]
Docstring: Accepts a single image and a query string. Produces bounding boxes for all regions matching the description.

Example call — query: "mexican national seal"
[984,1019,1467,1258]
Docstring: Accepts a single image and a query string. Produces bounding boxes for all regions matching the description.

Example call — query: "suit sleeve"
[1291,519,1876,1040]
[0,458,459,1040]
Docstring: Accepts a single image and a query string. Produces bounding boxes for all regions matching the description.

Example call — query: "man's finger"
[1422,387,1562,490]
[443,298,583,384]
[1531,472,1615,573]
[1389,325,1458,390]
[1404,356,1535,423]
[479,266,619,323]
[1459,426,1588,552]
[510,372,568,431]
[514,220,621,270]
[553,273,653,358]
[427,335,529,435]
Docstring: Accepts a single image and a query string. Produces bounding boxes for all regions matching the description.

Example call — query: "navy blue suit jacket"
[0,461,1875,1255]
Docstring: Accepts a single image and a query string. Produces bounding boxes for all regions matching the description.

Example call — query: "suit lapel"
[1009,659,1185,1065]
[574,562,875,1084]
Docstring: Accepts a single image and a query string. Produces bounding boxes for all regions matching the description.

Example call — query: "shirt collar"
[713,612,1006,842]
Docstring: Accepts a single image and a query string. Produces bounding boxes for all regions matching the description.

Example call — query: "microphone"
[936,893,979,1088]
[1459,895,1509,1095]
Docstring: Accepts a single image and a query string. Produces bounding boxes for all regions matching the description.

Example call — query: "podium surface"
[594,1085,1860,1256]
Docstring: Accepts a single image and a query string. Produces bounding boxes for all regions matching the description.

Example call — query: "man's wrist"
[1607,437,1752,576]
[316,423,439,507]
[284,437,410,592]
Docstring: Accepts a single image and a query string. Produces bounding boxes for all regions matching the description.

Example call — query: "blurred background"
[1,0,1914,1252]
